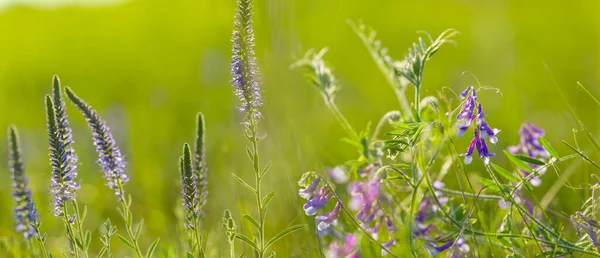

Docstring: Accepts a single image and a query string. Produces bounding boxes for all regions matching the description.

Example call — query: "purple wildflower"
[180,144,198,228]
[456,87,499,165]
[348,177,381,224]
[8,126,39,239]
[299,178,320,200]
[316,202,341,235]
[194,113,208,220]
[508,122,549,186]
[303,187,331,216]
[448,237,470,258]
[231,0,262,117]
[381,239,397,256]
[45,96,79,216]
[326,234,360,258]
[328,166,349,184]
[572,213,600,248]
[65,87,129,201]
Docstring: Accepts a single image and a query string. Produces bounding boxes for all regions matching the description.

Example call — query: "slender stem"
[249,116,265,257]
[62,205,79,258]
[72,201,89,258]
[35,238,49,258]
[324,98,359,142]
[394,88,413,121]
[32,225,49,258]
[414,85,422,122]
[117,181,144,258]
[193,218,203,256]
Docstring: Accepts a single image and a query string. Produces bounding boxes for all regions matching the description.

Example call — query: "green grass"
[0,0,599,257]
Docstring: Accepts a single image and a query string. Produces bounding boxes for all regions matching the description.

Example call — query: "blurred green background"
[0,0,598,256]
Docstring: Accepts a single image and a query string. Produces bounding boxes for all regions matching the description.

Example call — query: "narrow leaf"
[232,173,256,192]
[539,137,559,158]
[262,191,276,209]
[146,238,160,258]
[243,214,260,230]
[490,163,519,183]
[514,155,545,166]
[135,219,144,239]
[265,224,304,250]
[235,234,259,251]
[504,151,533,173]
[115,234,135,250]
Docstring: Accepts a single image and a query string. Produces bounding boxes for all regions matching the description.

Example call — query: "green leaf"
[84,230,92,248]
[265,224,305,250]
[504,151,533,173]
[187,252,194,258]
[96,247,107,258]
[477,177,501,193]
[514,155,545,166]
[243,214,260,230]
[490,163,519,182]
[232,173,256,192]
[115,234,135,250]
[262,191,276,209]
[340,138,362,149]
[145,238,160,258]
[235,234,259,251]
[246,146,254,160]
[135,219,144,239]
[74,237,84,249]
[539,137,559,159]
[260,161,273,179]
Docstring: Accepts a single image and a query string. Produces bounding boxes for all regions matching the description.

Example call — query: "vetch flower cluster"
[571,211,600,249]
[508,122,549,186]
[65,87,129,201]
[326,234,360,258]
[456,86,500,165]
[347,171,397,254]
[298,174,341,236]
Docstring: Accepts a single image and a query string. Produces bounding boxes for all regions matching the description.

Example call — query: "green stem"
[72,201,89,258]
[249,117,265,257]
[32,225,49,258]
[62,205,79,258]
[325,98,359,142]
[193,218,203,256]
[394,88,413,121]
[117,181,144,258]
[414,85,422,122]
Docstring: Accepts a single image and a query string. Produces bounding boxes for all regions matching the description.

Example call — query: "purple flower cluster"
[507,122,549,186]
[414,182,470,256]
[180,144,198,228]
[65,87,129,201]
[571,211,600,248]
[348,171,396,253]
[456,86,500,165]
[298,176,342,235]
[8,126,39,239]
[326,234,360,258]
[230,0,262,118]
[45,96,79,216]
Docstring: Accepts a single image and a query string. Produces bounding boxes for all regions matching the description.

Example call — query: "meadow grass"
[2,0,600,257]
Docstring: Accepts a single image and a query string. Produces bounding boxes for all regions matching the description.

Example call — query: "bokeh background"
[0,0,598,256]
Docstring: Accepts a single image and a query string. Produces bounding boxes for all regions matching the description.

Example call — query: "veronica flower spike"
[65,87,153,257]
[64,87,129,200]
